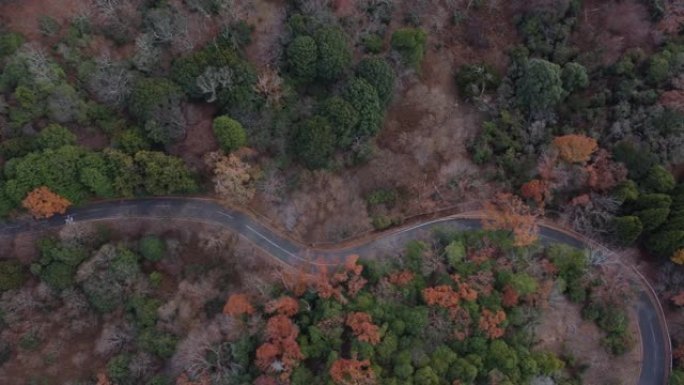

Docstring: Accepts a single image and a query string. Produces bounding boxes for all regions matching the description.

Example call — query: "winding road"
[0,197,671,384]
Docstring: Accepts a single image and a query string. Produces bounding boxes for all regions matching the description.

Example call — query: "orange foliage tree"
[95,372,112,385]
[479,309,507,339]
[329,359,376,385]
[346,312,381,345]
[223,293,255,317]
[422,285,460,308]
[483,193,539,247]
[520,179,548,206]
[22,186,71,218]
[552,134,598,164]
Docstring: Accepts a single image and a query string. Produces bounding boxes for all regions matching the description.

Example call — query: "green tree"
[134,151,197,195]
[357,57,395,106]
[115,129,150,154]
[320,96,359,149]
[612,216,643,245]
[391,28,427,69]
[516,58,563,114]
[0,261,26,291]
[139,328,178,359]
[561,62,589,93]
[213,116,247,152]
[139,236,166,262]
[643,165,675,193]
[128,78,185,144]
[414,367,439,385]
[36,124,76,150]
[344,77,383,137]
[0,31,23,57]
[40,262,74,290]
[456,63,501,100]
[613,180,639,203]
[107,354,133,385]
[287,35,318,82]
[646,230,684,258]
[314,27,352,81]
[445,240,466,268]
[291,116,335,169]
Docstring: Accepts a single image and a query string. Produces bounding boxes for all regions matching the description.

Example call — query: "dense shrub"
[516,58,563,115]
[561,62,589,93]
[356,57,395,106]
[612,216,643,245]
[139,236,166,262]
[290,116,335,169]
[287,35,318,82]
[212,116,247,152]
[314,27,352,81]
[320,96,359,149]
[343,77,383,138]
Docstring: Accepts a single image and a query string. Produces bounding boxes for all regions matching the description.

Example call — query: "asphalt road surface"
[0,197,670,384]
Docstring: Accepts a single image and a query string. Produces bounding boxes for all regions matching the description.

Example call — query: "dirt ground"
[571,0,658,66]
[535,288,642,385]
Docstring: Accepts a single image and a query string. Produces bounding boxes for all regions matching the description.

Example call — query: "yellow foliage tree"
[671,249,684,265]
[21,186,71,218]
[205,151,259,205]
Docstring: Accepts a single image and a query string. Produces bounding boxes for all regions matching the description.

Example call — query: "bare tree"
[87,56,132,107]
[133,33,162,73]
[196,66,233,103]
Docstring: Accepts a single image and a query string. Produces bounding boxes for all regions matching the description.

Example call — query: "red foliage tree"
[256,313,304,381]
[387,270,414,286]
[457,282,478,302]
[660,90,684,112]
[223,293,255,317]
[315,255,367,302]
[552,134,598,164]
[671,291,684,307]
[329,359,376,385]
[422,285,460,308]
[479,309,507,339]
[265,296,300,317]
[253,376,278,385]
[266,315,298,340]
[586,149,627,192]
[346,312,381,345]
[502,285,519,307]
[22,186,71,218]
[255,343,280,371]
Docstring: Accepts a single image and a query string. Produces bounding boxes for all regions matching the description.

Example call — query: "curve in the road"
[0,197,671,385]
